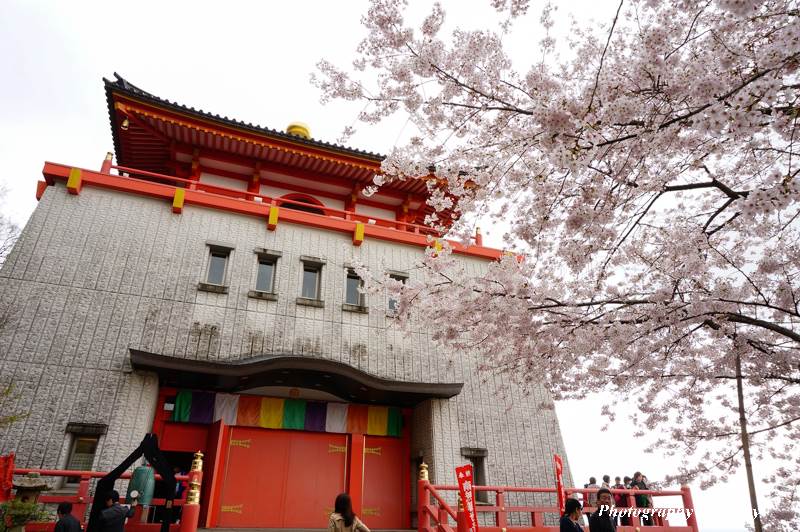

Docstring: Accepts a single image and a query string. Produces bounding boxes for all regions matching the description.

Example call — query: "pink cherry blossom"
[317,1,800,528]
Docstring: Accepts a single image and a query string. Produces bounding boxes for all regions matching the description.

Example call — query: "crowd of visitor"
[561,471,656,532]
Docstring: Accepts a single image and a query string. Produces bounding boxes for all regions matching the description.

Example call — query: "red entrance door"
[362,436,408,529]
[217,427,347,528]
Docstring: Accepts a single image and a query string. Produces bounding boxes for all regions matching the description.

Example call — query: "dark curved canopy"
[129,350,462,407]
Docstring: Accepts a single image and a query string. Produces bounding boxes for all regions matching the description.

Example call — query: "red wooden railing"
[108,163,444,237]
[8,468,190,532]
[418,477,699,532]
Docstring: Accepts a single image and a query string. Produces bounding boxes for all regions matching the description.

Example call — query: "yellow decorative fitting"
[362,508,381,517]
[268,205,279,231]
[221,504,243,514]
[230,439,252,449]
[353,222,365,246]
[186,479,201,505]
[419,462,429,481]
[172,188,185,214]
[66,168,82,195]
[328,444,347,454]
[364,447,382,456]
[434,240,443,253]
[191,451,204,472]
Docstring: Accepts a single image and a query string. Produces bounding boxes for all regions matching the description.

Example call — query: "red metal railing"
[418,478,699,532]
[9,468,189,532]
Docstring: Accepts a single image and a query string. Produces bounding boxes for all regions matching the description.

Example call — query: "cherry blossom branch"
[585,0,624,116]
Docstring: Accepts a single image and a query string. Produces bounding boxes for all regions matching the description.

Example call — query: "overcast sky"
[0,1,762,530]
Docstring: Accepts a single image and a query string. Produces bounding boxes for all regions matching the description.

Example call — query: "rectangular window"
[302,266,321,299]
[256,258,275,292]
[345,270,363,306]
[66,435,99,484]
[461,448,489,503]
[207,250,229,285]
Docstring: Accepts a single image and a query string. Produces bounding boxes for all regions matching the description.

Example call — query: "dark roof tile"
[103,72,385,163]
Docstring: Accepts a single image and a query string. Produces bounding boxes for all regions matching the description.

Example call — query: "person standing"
[328,493,370,532]
[97,490,134,532]
[630,472,652,526]
[585,477,599,509]
[588,488,616,532]
[55,503,82,532]
[611,477,628,526]
[601,475,611,489]
[560,498,585,532]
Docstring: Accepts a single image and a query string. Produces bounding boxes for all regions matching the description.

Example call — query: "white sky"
[0,1,761,530]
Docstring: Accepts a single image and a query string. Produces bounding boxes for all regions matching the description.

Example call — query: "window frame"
[199,241,234,293]
[297,255,326,307]
[345,269,365,307]
[386,270,409,316]
[64,423,106,485]
[249,248,282,300]
[461,447,489,504]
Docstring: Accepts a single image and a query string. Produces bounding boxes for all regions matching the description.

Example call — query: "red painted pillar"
[495,490,506,527]
[101,152,113,173]
[681,485,699,532]
[75,475,91,524]
[418,464,431,532]
[456,509,469,532]
[348,434,365,517]
[179,452,204,532]
[0,453,13,502]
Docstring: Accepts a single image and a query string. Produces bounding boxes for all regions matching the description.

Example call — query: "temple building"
[0,74,572,528]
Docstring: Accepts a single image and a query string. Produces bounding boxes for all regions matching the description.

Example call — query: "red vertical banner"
[455,464,479,532]
[554,454,565,514]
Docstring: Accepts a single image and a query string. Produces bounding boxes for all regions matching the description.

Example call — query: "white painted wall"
[200,172,248,191]
[355,203,395,221]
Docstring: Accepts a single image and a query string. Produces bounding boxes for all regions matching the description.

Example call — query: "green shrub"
[0,500,48,532]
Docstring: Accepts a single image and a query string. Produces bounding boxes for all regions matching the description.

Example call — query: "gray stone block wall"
[0,182,573,523]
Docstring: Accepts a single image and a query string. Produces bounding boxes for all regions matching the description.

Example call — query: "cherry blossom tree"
[0,188,18,267]
[0,187,20,428]
[316,1,800,529]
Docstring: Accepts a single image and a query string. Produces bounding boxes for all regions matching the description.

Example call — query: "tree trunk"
[735,351,762,532]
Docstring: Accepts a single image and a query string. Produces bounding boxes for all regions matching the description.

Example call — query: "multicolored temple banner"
[170,390,403,437]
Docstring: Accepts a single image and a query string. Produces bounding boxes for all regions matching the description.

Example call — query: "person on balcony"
[55,502,82,532]
[611,477,628,526]
[98,490,135,532]
[588,488,616,532]
[631,472,652,526]
[328,493,370,532]
[560,498,584,532]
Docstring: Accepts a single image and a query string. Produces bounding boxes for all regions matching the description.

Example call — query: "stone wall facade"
[0,183,573,522]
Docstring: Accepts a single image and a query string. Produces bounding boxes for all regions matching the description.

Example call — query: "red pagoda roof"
[103,74,430,200]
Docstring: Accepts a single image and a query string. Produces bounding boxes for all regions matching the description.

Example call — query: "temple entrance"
[217,427,347,528]
[362,436,408,529]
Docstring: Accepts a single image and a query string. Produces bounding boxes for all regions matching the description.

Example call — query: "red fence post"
[0,453,14,502]
[75,475,91,524]
[456,510,469,532]
[178,452,203,532]
[418,463,431,532]
[626,492,637,526]
[100,152,113,173]
[681,485,699,532]
[495,489,507,528]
